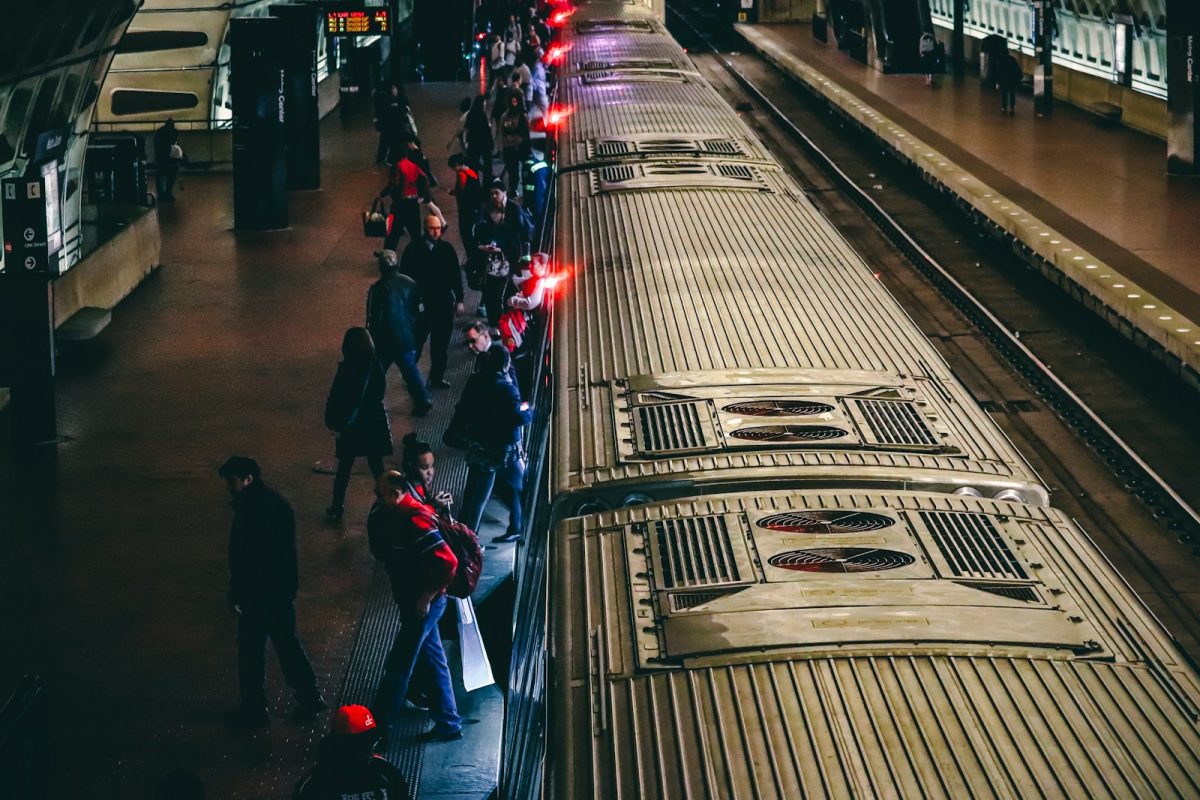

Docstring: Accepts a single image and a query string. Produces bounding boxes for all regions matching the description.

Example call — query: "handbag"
[362,197,392,238]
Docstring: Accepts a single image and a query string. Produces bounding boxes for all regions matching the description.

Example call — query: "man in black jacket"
[219,456,325,727]
[402,214,465,390]
[366,251,433,415]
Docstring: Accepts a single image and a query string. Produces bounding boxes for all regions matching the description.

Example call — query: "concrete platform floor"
[0,82,496,798]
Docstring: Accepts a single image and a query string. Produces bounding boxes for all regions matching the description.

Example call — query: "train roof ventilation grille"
[724,400,835,416]
[591,163,769,193]
[587,138,746,160]
[581,58,676,71]
[597,164,637,184]
[633,400,718,454]
[582,70,689,84]
[955,581,1042,603]
[757,511,896,533]
[716,164,755,180]
[593,140,633,157]
[768,547,915,573]
[577,19,655,32]
[704,139,743,155]
[668,587,744,611]
[654,516,740,589]
[920,511,1029,581]
[849,398,938,447]
[730,425,848,442]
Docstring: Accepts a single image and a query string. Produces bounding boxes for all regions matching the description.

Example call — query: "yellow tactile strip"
[736,24,1200,378]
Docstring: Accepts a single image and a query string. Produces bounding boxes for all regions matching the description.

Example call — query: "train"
[503,0,1200,797]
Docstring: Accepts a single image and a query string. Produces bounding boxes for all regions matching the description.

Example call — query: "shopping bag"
[455,596,495,691]
[362,197,392,238]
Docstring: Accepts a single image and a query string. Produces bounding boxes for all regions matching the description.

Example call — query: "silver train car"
[502,1,1200,798]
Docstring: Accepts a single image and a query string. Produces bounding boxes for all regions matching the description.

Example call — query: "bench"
[1087,101,1123,123]
[57,307,111,342]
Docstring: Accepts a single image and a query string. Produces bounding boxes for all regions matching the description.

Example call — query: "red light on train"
[545,104,573,128]
[545,43,571,64]
[476,32,487,40]
[550,8,575,26]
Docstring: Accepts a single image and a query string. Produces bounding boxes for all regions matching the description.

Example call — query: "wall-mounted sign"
[325,9,389,36]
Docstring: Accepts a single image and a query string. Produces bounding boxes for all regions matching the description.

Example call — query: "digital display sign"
[325,9,389,36]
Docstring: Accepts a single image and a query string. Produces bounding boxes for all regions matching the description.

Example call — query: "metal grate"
[703,139,743,155]
[654,516,740,589]
[594,139,632,157]
[577,19,654,32]
[919,511,1029,581]
[643,163,709,175]
[634,400,715,454]
[768,547,915,573]
[581,58,675,70]
[668,588,741,611]
[850,399,938,446]
[757,510,896,533]
[723,400,835,417]
[639,138,704,153]
[955,581,1042,603]
[716,164,755,180]
[730,425,848,442]
[598,164,637,184]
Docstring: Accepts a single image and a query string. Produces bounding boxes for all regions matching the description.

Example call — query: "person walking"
[449,154,486,252]
[464,95,494,179]
[919,31,938,87]
[323,328,392,523]
[499,91,531,196]
[219,456,326,727]
[378,143,430,253]
[401,215,465,390]
[153,118,181,202]
[369,456,462,742]
[445,346,531,543]
[366,252,434,415]
[997,51,1022,114]
[293,705,411,799]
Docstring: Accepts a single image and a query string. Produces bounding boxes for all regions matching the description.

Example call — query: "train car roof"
[551,490,1200,798]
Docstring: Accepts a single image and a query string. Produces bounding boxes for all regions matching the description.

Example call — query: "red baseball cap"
[331,705,376,735]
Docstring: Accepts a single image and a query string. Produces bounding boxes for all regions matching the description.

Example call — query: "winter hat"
[331,705,376,736]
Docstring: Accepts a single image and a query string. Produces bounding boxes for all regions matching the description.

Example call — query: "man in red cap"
[293,704,411,799]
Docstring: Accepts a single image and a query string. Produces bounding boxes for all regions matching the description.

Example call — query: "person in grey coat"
[324,327,392,522]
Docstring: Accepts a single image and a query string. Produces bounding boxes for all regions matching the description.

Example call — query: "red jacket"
[383,157,429,202]
[367,486,457,605]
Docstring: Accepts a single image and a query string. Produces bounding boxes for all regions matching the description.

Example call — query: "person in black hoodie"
[402,214,465,390]
[324,328,393,522]
[446,346,531,543]
[293,705,411,799]
[219,456,325,727]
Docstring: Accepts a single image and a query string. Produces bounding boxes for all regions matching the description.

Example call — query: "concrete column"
[230,17,289,231]
[952,0,965,77]
[1167,0,1200,174]
[1033,0,1055,116]
[272,4,322,191]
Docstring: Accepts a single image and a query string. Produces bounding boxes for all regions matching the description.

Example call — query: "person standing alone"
[153,118,182,202]
[219,456,325,727]
[402,215,465,390]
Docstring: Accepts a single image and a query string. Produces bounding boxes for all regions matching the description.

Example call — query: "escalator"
[828,0,934,73]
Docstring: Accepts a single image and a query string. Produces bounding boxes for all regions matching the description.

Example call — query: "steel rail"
[668,7,1200,537]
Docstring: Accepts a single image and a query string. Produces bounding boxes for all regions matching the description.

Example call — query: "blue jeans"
[372,594,461,733]
[381,349,431,407]
[460,450,525,536]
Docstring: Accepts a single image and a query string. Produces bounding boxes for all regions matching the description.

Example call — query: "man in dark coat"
[997,51,1022,115]
[219,456,325,727]
[153,118,180,202]
[366,251,433,415]
[402,214,465,390]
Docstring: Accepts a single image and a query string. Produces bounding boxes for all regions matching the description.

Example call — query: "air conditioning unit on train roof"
[579,492,1110,670]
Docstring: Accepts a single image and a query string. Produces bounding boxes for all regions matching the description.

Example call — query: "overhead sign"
[325,9,389,36]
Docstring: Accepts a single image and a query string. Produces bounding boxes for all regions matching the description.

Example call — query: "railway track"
[667,5,1200,659]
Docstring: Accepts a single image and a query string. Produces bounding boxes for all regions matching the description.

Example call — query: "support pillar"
[1167,0,1200,174]
[952,0,965,77]
[230,17,289,231]
[1033,0,1055,116]
[271,4,322,191]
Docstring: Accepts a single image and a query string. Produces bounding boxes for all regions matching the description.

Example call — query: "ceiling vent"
[847,398,938,447]
[580,58,677,71]
[591,162,769,193]
[576,19,655,32]
[653,516,744,589]
[767,547,916,573]
[955,581,1042,603]
[729,425,849,442]
[756,510,896,533]
[724,400,835,416]
[633,400,720,455]
[918,511,1029,581]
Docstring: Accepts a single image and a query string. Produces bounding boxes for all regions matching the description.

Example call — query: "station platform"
[0,81,514,798]
[735,22,1200,389]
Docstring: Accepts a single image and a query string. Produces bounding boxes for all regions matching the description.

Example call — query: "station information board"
[325,9,389,36]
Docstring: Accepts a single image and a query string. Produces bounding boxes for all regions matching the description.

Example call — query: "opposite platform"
[736,22,1200,389]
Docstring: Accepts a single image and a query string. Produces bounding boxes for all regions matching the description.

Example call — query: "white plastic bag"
[456,597,495,691]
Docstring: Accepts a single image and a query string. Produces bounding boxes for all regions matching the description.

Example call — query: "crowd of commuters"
[202,2,559,796]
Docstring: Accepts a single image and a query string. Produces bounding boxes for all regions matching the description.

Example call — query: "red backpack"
[498,308,528,352]
[439,516,484,598]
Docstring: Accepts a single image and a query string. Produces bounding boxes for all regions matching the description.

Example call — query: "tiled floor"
[0,81,495,798]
